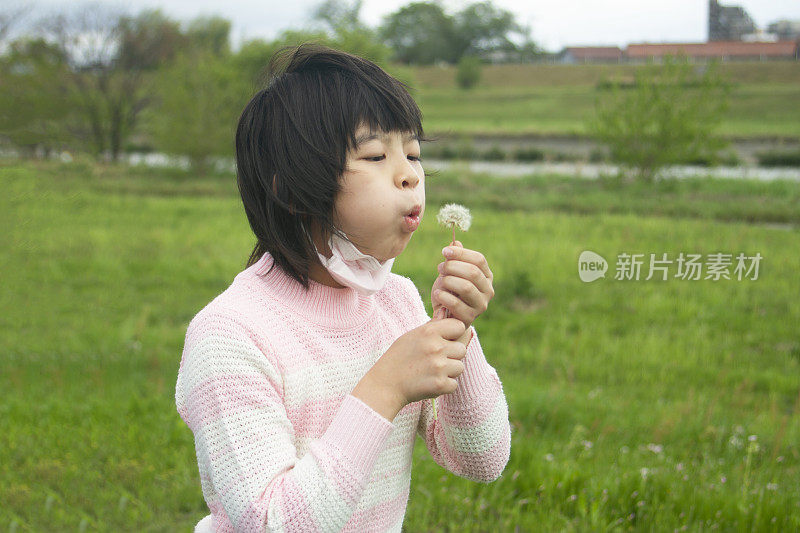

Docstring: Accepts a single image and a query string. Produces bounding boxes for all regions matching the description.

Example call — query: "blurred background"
[1,0,799,531]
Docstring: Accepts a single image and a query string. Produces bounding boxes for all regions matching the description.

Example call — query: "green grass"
[2,159,799,531]
[410,62,800,138]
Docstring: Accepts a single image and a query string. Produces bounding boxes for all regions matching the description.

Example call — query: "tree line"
[0,0,541,170]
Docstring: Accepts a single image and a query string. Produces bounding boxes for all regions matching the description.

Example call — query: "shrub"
[512,147,545,162]
[589,148,608,162]
[482,146,506,161]
[588,54,732,182]
[456,55,482,90]
[757,150,800,168]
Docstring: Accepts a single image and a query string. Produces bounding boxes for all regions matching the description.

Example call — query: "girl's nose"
[398,160,421,189]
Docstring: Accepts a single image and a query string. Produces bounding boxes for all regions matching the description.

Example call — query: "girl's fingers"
[439,260,493,297]
[442,245,493,282]
[435,289,474,325]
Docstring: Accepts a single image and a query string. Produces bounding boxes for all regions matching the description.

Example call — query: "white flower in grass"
[436,203,472,232]
[646,443,663,454]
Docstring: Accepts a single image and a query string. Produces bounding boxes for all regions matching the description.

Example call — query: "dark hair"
[235,43,426,290]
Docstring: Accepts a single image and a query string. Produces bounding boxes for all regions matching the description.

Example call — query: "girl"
[175,43,511,533]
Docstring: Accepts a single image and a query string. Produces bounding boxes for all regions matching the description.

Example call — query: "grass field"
[410,61,800,139]
[2,159,799,531]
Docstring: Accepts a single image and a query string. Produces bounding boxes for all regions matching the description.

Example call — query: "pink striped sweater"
[175,252,511,532]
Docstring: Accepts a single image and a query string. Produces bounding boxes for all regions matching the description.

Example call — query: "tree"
[379,2,458,65]
[379,0,530,65]
[588,54,732,182]
[184,15,231,57]
[0,38,73,156]
[36,5,184,161]
[451,1,526,61]
[117,9,185,70]
[148,49,250,173]
[234,38,285,88]
[310,0,391,65]
[312,0,368,33]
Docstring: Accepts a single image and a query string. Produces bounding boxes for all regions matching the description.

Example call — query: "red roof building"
[558,46,624,64]
[625,41,799,61]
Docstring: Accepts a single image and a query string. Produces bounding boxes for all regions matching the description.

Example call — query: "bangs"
[343,74,426,152]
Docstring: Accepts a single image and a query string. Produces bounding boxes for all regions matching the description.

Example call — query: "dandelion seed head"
[437,203,472,232]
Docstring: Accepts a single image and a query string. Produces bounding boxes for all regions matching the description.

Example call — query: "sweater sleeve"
[397,277,511,483]
[175,309,395,532]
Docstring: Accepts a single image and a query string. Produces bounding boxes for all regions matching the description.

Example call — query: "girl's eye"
[365,155,385,162]
[408,155,422,162]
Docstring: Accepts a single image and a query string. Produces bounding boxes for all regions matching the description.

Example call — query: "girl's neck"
[308,260,347,289]
[308,222,347,289]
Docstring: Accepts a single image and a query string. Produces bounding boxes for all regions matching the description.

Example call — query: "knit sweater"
[175,251,511,532]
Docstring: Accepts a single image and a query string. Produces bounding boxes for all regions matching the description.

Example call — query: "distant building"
[741,30,778,43]
[708,0,757,42]
[626,41,799,62]
[554,41,798,64]
[767,20,800,41]
[557,47,623,64]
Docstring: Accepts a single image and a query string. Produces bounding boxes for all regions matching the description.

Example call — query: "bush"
[512,147,545,162]
[588,54,732,182]
[757,150,800,167]
[681,150,741,167]
[551,152,579,162]
[454,137,477,159]
[589,148,608,163]
[482,145,507,161]
[456,55,482,90]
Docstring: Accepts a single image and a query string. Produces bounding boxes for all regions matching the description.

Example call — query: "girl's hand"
[431,240,495,330]
[358,318,469,411]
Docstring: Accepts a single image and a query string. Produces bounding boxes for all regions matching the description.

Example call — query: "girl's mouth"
[404,214,420,231]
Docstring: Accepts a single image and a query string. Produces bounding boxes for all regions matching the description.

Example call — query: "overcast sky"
[30,0,800,52]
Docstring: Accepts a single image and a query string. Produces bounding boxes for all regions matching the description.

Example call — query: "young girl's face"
[333,124,425,262]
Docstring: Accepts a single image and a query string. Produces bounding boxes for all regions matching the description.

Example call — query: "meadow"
[2,158,799,531]
[411,61,800,138]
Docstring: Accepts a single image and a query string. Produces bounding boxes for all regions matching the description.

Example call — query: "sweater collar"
[246,252,375,329]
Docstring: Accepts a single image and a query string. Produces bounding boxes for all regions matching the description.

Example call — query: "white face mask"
[312,230,394,296]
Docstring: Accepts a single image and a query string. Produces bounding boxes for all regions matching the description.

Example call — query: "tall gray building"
[708,0,757,41]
